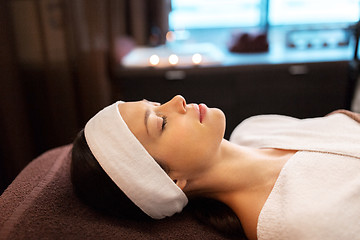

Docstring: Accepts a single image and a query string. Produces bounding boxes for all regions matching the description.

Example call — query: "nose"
[163,95,187,114]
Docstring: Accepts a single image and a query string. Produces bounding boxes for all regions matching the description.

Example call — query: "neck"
[184,139,289,201]
[183,139,294,240]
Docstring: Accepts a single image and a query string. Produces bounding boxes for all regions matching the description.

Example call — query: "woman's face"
[118,95,225,180]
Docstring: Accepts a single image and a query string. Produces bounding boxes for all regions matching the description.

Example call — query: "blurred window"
[169,0,360,30]
[169,0,262,30]
[269,0,360,26]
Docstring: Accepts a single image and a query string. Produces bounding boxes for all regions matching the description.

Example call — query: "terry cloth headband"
[84,101,188,219]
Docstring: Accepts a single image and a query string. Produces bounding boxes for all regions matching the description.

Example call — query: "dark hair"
[71,129,247,239]
[188,198,246,238]
[70,129,147,219]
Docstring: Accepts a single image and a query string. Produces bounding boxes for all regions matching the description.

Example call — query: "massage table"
[0,145,233,240]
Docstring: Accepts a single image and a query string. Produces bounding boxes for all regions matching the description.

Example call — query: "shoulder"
[229,113,358,146]
[229,115,299,145]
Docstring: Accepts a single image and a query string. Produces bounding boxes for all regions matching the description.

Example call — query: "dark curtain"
[0,0,170,193]
[0,0,34,193]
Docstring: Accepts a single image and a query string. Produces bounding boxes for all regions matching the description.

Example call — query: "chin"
[212,108,226,138]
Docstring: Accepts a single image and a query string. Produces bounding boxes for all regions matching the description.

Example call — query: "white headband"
[84,101,188,219]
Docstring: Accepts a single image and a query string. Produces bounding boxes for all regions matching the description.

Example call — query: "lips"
[199,103,207,123]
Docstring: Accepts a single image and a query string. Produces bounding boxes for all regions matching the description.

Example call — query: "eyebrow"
[144,108,150,135]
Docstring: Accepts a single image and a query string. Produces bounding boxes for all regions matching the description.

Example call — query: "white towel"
[230,113,360,240]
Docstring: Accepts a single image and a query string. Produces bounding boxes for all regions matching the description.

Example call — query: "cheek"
[166,114,223,154]
[150,113,225,169]
[155,130,199,164]
[163,130,218,166]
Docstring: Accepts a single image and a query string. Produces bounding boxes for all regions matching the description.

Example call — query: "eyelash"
[161,116,167,130]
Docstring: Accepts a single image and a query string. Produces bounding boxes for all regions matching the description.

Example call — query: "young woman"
[71,95,360,240]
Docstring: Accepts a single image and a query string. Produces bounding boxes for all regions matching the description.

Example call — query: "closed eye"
[161,116,167,130]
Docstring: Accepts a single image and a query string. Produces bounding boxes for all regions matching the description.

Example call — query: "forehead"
[118,101,147,141]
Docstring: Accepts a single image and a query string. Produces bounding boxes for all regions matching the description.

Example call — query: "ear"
[173,179,187,190]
